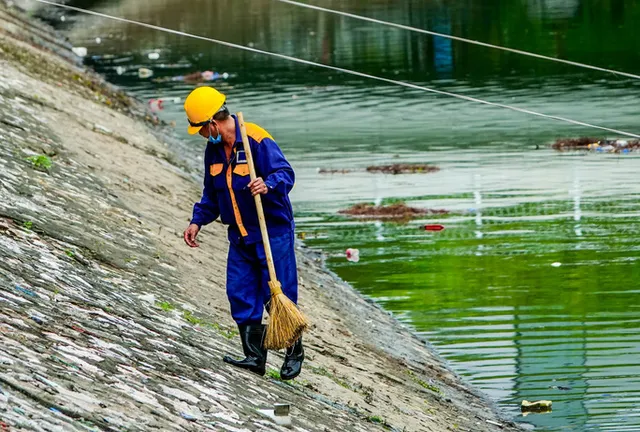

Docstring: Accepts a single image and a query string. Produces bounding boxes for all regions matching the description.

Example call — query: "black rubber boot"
[280,336,304,381]
[223,324,267,376]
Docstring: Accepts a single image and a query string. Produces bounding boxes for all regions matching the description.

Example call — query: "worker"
[182,86,304,380]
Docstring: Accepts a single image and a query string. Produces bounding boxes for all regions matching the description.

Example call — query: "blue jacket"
[191,115,295,244]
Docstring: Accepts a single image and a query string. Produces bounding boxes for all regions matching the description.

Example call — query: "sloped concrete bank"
[0,4,523,431]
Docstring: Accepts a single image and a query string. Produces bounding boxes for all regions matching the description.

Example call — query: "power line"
[274,0,640,81]
[33,0,640,139]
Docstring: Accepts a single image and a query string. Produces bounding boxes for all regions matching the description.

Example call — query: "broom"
[237,112,309,350]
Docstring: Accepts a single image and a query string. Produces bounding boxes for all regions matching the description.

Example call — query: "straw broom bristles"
[264,280,308,350]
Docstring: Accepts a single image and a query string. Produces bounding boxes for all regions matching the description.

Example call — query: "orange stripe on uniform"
[226,149,248,237]
[245,123,273,143]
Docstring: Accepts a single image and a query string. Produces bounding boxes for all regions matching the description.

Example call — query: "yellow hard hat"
[184,86,226,135]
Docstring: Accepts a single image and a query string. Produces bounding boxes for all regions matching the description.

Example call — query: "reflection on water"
[299,156,640,431]
[299,153,640,431]
[65,0,640,82]
[54,0,640,430]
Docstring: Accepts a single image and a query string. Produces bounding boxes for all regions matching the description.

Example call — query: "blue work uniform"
[190,115,297,325]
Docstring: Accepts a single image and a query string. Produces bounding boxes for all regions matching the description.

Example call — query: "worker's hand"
[248,177,268,196]
[184,223,201,248]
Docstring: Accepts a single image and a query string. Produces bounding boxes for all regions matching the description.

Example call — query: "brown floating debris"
[339,203,448,219]
[552,137,640,153]
[318,164,439,175]
[366,164,440,175]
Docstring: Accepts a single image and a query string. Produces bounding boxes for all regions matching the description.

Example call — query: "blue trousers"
[226,230,298,325]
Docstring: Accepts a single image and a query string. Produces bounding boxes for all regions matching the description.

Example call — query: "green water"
[55,0,640,430]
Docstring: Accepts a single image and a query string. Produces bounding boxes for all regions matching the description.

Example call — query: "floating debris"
[339,203,448,220]
[153,71,230,84]
[424,224,445,232]
[318,164,439,175]
[549,385,572,391]
[366,164,440,175]
[521,400,552,413]
[71,47,87,58]
[148,99,164,112]
[138,68,154,79]
[552,137,640,153]
[345,248,360,263]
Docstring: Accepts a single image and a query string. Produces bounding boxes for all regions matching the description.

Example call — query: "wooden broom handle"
[237,112,278,284]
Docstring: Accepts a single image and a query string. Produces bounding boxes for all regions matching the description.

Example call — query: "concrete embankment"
[0,4,523,431]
